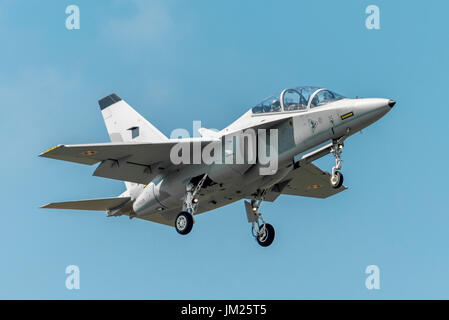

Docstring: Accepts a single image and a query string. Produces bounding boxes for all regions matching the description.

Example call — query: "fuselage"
[128,91,394,219]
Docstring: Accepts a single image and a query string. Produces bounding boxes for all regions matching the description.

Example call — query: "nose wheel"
[330,170,344,188]
[330,140,344,189]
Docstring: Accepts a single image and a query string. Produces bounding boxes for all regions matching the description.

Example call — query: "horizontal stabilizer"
[41,197,131,211]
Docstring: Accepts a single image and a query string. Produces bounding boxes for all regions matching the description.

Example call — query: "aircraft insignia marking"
[308,184,321,190]
[83,150,97,156]
[341,111,354,120]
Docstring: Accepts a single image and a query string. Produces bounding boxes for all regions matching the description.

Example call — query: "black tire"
[175,211,193,235]
[256,223,275,247]
[330,171,344,189]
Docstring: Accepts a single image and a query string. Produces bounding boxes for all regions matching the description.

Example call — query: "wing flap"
[41,197,131,211]
[93,159,157,184]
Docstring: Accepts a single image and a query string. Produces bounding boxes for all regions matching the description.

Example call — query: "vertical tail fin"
[99,93,167,192]
[98,93,168,143]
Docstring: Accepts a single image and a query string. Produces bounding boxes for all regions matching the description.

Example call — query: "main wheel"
[256,223,275,247]
[330,171,344,189]
[175,211,193,235]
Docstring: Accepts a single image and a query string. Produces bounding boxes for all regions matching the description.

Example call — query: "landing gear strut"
[175,174,208,235]
[330,139,344,189]
[245,190,275,247]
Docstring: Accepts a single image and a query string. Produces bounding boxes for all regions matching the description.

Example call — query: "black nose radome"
[388,100,396,108]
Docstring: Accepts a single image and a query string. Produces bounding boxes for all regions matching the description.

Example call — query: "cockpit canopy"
[252,86,345,114]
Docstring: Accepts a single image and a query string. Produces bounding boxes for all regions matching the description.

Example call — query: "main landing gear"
[244,190,275,247]
[175,174,208,235]
[175,211,193,235]
[330,139,344,189]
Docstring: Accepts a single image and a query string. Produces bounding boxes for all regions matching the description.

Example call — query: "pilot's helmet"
[271,99,281,110]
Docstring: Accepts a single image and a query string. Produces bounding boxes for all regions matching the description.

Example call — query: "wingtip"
[39,145,63,157]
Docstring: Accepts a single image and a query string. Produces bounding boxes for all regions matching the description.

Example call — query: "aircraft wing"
[40,138,219,184]
[41,197,131,211]
[259,142,346,200]
[279,162,347,199]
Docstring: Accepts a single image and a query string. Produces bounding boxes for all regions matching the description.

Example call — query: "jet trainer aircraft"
[41,86,395,247]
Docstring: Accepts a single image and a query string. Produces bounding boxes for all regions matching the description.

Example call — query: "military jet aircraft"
[40,86,395,247]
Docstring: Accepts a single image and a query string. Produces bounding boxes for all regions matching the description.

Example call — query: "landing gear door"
[244,200,258,223]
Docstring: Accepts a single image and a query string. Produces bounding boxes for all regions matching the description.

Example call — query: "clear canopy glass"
[251,95,282,114]
[252,86,345,114]
[310,89,345,108]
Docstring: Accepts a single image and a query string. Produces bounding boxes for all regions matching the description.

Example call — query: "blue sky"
[0,0,448,299]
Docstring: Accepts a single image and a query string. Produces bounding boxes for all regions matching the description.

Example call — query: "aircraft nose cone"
[388,100,396,108]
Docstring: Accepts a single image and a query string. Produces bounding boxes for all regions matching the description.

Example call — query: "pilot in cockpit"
[270,98,281,112]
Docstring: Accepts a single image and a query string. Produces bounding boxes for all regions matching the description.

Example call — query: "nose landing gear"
[245,190,275,247]
[330,139,344,189]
